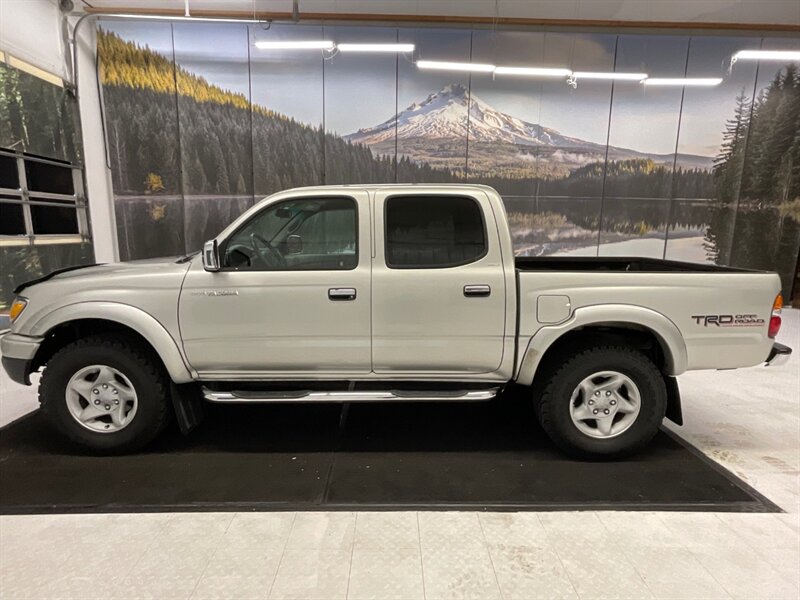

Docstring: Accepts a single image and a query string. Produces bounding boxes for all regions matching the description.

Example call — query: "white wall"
[0,0,118,262]
[0,0,66,78]
[73,20,119,262]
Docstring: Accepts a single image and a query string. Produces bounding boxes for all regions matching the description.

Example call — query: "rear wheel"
[39,335,170,453]
[536,345,666,459]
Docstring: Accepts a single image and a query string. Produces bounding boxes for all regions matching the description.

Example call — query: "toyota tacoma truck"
[1,184,792,458]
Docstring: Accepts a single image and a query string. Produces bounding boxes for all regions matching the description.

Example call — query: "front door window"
[224,197,357,271]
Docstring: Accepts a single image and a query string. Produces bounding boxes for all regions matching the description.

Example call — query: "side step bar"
[202,387,500,403]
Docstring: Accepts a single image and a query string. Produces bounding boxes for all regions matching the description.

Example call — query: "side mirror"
[286,234,303,255]
[202,239,220,272]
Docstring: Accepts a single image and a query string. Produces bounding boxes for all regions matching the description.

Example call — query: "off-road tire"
[536,345,667,459]
[39,334,170,453]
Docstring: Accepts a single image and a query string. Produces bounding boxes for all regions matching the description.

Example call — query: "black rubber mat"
[0,393,779,514]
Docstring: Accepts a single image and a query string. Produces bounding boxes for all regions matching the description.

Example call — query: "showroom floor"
[0,311,798,599]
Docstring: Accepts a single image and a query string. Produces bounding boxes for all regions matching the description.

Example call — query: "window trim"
[219,195,360,272]
[0,149,89,246]
[383,193,489,270]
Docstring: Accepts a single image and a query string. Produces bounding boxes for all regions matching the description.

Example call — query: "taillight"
[768,294,783,339]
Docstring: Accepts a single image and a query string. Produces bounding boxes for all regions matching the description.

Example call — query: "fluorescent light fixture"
[644,77,723,86]
[494,66,572,77]
[110,13,262,23]
[254,40,335,50]
[337,43,415,53]
[733,50,800,62]
[417,60,495,73]
[572,71,649,81]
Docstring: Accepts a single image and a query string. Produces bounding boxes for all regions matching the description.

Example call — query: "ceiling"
[77,0,800,27]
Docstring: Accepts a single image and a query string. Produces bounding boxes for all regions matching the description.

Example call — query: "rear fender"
[516,304,688,386]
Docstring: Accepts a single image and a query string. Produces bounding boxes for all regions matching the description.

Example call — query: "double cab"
[1,184,791,457]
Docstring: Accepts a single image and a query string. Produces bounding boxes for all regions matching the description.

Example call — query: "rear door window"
[385,195,487,268]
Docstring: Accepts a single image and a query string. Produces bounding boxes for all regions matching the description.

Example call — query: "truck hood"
[53,256,192,281]
[10,255,196,339]
[14,256,195,294]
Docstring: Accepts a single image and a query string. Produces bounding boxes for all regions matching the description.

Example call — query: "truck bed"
[515,256,756,273]
[514,256,778,373]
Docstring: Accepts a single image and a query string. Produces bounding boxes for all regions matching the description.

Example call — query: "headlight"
[8,297,28,323]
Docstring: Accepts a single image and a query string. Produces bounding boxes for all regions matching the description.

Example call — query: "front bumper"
[1,356,33,385]
[0,333,43,385]
[765,342,792,367]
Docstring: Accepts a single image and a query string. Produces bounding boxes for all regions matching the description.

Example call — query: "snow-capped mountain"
[347,83,598,149]
[345,83,712,173]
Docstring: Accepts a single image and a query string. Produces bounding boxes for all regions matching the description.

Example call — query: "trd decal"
[691,314,765,327]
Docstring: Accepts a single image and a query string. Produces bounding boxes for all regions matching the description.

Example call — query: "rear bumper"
[765,342,792,367]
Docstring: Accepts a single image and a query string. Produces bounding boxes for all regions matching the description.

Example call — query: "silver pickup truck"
[1,184,792,458]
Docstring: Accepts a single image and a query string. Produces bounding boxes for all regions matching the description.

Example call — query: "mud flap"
[663,375,683,426]
[170,382,204,434]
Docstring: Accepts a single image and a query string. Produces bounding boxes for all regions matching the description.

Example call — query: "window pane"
[385,196,486,268]
[293,207,356,256]
[25,160,75,195]
[0,155,19,189]
[30,205,79,234]
[0,202,26,235]
[224,197,357,271]
[0,63,82,164]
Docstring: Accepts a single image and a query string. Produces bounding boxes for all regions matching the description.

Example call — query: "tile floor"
[0,311,798,599]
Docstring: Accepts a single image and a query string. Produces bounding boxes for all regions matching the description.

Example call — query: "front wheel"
[39,335,170,453]
[535,345,667,459]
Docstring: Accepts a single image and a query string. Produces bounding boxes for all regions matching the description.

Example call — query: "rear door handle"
[464,284,491,298]
[329,287,356,301]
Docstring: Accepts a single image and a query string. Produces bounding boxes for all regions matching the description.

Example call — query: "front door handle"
[464,284,491,298]
[329,287,356,301]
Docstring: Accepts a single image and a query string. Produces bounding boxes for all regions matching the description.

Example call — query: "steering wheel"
[250,232,286,269]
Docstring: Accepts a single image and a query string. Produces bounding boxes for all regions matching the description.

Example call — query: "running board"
[202,387,500,403]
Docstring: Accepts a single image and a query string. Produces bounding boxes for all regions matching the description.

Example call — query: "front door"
[371,190,508,375]
[179,192,371,377]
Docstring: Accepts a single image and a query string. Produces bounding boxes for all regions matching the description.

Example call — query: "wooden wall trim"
[82,7,800,34]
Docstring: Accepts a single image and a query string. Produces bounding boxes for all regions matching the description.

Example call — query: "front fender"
[29,302,195,384]
[516,304,688,386]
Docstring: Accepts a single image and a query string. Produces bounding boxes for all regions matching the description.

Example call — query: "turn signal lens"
[8,297,28,323]
[768,294,783,339]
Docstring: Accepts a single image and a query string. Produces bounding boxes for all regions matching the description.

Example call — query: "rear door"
[371,190,508,375]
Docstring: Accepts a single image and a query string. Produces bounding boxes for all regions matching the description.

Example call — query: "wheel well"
[535,324,669,382]
[32,319,162,374]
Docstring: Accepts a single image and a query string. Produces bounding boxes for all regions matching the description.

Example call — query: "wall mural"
[97,21,800,295]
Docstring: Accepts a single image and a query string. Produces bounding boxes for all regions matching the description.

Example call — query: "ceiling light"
[572,71,649,81]
[337,43,415,53]
[254,40,335,50]
[417,60,495,73]
[733,50,800,62]
[111,13,262,23]
[644,77,723,86]
[494,66,572,77]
